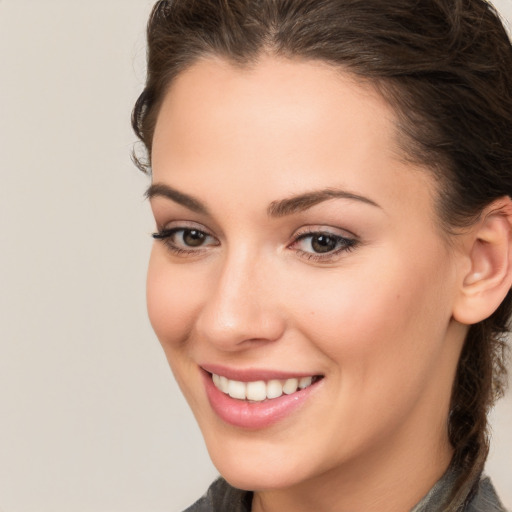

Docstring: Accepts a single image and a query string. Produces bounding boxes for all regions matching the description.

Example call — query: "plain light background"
[0,1,511,511]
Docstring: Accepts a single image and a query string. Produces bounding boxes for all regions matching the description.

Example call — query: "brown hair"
[132,0,512,507]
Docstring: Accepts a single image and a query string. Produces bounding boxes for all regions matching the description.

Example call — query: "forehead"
[153,56,397,165]
[151,56,438,227]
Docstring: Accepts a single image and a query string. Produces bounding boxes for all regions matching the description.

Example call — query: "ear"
[453,197,512,325]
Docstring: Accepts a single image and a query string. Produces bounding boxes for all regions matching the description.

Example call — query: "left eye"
[177,229,209,247]
[293,232,356,255]
[152,227,218,251]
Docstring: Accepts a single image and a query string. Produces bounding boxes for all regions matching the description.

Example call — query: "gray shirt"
[183,471,508,512]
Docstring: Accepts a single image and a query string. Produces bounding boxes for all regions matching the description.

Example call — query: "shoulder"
[182,478,253,512]
[466,476,509,512]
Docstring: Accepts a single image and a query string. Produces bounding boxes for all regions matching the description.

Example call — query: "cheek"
[146,249,201,353]
[283,250,457,453]
[146,249,211,413]
[291,247,455,379]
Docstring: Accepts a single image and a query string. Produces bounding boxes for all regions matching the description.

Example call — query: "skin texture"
[146,57,502,512]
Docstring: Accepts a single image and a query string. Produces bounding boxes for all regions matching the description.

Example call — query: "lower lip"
[202,370,321,429]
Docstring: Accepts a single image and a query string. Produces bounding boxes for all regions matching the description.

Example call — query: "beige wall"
[0,1,510,510]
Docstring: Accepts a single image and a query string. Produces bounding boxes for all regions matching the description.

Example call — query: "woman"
[132,0,512,510]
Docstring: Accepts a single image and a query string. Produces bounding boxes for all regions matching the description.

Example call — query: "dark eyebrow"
[146,183,380,218]
[145,183,209,215]
[267,188,380,217]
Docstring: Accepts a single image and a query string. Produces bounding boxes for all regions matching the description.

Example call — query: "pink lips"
[201,366,322,429]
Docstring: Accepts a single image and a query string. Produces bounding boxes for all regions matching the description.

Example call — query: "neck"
[252,428,453,512]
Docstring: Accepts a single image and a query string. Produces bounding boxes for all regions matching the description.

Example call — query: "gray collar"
[411,469,507,512]
[411,468,461,511]
[185,470,507,512]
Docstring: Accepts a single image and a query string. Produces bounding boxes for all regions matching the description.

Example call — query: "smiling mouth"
[211,373,324,402]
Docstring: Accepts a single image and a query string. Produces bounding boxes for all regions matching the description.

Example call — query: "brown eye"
[182,229,207,247]
[310,234,338,253]
[292,229,357,261]
[152,226,219,254]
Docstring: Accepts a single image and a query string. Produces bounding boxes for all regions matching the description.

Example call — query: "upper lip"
[200,364,322,382]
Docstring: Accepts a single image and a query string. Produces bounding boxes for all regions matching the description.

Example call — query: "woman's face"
[147,57,466,492]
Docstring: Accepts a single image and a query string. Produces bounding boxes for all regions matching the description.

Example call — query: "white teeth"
[299,376,313,389]
[211,373,318,402]
[246,380,267,401]
[219,376,229,393]
[283,378,299,395]
[228,380,246,400]
[267,379,283,399]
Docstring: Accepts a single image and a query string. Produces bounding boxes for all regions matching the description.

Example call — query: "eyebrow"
[145,183,209,215]
[146,183,380,217]
[267,188,381,217]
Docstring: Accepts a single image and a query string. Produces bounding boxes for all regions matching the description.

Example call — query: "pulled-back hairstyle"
[133,0,512,507]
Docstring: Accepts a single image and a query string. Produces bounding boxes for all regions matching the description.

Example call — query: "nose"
[194,250,286,351]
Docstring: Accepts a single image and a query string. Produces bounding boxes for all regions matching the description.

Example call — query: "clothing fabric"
[183,470,508,512]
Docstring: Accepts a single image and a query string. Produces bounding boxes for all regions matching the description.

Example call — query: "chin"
[202,429,323,492]
[213,457,308,492]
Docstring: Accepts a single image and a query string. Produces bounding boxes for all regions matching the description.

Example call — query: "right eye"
[152,227,219,255]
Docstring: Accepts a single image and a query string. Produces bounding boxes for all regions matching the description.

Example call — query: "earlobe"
[453,197,512,325]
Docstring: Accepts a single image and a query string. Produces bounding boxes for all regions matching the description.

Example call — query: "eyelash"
[152,226,358,262]
[290,229,358,262]
[152,227,219,256]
